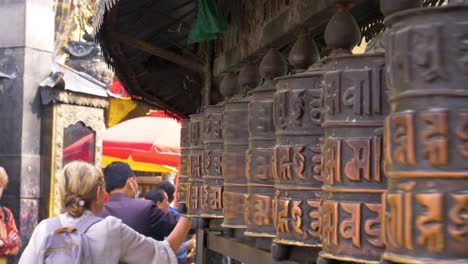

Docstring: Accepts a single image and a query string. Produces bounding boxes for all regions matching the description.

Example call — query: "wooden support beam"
[206,231,300,264]
[111,31,204,73]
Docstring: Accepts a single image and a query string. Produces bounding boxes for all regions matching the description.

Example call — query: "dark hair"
[145,189,167,204]
[156,181,175,203]
[103,162,135,193]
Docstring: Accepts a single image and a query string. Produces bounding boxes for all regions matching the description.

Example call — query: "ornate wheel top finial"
[289,31,320,72]
[259,48,288,85]
[324,2,361,53]
[238,63,260,90]
[380,0,421,17]
[219,72,239,99]
[238,63,260,96]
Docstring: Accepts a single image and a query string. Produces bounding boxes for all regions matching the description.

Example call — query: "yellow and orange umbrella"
[64,113,181,173]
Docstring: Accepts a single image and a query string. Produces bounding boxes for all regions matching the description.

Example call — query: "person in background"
[98,162,178,241]
[0,167,20,264]
[150,181,197,264]
[145,189,170,213]
[154,181,179,215]
[19,161,192,263]
[145,188,195,264]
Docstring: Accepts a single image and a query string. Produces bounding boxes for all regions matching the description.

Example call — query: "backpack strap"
[43,214,102,236]
[44,216,62,234]
[38,216,65,259]
[74,215,102,234]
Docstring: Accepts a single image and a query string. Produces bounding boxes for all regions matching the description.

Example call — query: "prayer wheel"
[245,49,287,237]
[177,119,190,210]
[382,3,468,263]
[221,99,250,228]
[221,72,252,228]
[318,3,389,263]
[272,34,324,247]
[187,113,205,217]
[201,104,224,218]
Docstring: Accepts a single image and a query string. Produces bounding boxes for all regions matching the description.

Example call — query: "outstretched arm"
[166,216,192,252]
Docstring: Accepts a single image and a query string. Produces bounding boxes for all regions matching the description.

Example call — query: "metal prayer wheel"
[271,34,324,247]
[382,4,468,263]
[272,72,324,247]
[187,113,205,217]
[245,49,287,237]
[319,4,389,262]
[178,119,190,209]
[320,52,389,263]
[201,104,224,218]
[221,98,250,228]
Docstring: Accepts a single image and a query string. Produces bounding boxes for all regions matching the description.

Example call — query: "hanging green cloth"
[188,0,227,43]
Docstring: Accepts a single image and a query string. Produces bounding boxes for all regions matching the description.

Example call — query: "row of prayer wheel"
[179,1,468,263]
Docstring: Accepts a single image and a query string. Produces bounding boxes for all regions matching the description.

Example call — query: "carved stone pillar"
[201,104,224,218]
[221,71,252,228]
[272,33,324,248]
[318,1,389,263]
[382,2,468,263]
[177,119,190,211]
[187,114,205,217]
[245,49,287,237]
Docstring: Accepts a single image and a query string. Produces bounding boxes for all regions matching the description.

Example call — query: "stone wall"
[0,0,53,260]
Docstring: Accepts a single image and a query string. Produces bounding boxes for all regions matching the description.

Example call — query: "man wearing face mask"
[98,162,178,241]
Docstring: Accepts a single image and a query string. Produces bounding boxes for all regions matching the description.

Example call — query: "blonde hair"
[0,167,8,187]
[59,161,104,217]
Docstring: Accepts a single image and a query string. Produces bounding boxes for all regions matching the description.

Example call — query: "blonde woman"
[19,161,191,263]
[0,167,20,264]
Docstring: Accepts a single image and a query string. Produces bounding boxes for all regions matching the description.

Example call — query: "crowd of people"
[0,161,195,264]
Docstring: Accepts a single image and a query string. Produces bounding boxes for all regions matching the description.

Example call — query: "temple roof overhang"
[93,0,444,118]
[40,64,109,109]
[94,0,202,119]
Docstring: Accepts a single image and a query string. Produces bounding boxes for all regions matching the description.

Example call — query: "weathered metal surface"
[220,73,240,99]
[201,105,224,218]
[270,34,325,248]
[222,98,250,228]
[187,113,205,217]
[324,6,361,52]
[319,51,389,263]
[212,1,385,76]
[214,1,326,75]
[272,68,324,247]
[178,119,190,208]
[245,49,287,237]
[382,5,468,264]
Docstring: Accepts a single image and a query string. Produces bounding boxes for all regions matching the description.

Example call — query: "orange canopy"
[64,113,181,172]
